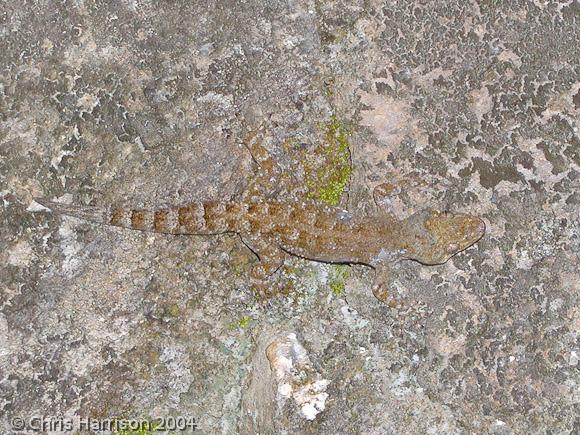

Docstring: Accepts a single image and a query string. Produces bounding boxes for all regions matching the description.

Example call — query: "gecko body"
[36,129,485,304]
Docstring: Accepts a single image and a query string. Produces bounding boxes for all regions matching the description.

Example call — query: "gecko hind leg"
[372,265,406,307]
[242,127,287,200]
[243,126,282,179]
[240,235,289,299]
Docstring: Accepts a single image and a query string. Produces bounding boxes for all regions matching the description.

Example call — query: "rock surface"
[1,1,578,433]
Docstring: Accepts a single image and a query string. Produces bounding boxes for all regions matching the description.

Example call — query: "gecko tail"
[34,197,237,235]
[34,198,109,224]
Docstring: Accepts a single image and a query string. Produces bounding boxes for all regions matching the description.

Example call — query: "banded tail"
[34,198,242,235]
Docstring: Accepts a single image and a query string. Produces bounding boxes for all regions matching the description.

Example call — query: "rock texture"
[1,1,578,433]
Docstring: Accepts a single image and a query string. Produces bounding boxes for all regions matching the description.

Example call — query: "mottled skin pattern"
[35,130,485,305]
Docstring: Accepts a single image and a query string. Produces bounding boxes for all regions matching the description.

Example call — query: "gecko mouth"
[445,221,484,255]
[455,215,486,249]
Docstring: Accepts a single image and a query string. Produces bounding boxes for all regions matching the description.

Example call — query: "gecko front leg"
[240,235,288,299]
[372,180,435,215]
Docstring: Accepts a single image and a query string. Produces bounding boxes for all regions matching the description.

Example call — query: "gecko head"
[405,209,486,265]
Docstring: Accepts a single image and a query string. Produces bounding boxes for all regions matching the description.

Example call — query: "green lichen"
[304,115,352,206]
[328,265,349,297]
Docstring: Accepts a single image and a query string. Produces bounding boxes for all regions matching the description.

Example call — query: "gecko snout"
[446,217,484,253]
[477,219,486,238]
[464,216,486,243]
[412,210,486,264]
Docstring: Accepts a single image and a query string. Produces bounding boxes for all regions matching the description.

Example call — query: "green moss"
[304,115,352,206]
[164,303,180,318]
[238,315,252,328]
[228,315,253,330]
[328,265,349,297]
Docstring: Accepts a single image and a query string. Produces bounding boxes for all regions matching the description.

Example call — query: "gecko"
[35,127,485,305]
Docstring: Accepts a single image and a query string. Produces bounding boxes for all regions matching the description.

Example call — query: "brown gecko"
[35,129,485,305]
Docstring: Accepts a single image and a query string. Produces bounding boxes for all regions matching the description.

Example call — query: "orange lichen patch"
[154,209,169,232]
[131,210,147,230]
[109,208,125,226]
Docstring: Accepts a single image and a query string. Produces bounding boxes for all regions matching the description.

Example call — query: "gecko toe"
[372,283,406,308]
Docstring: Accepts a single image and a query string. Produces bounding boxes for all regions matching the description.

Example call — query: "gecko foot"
[248,251,295,300]
[372,180,430,209]
[250,263,284,300]
[372,265,406,307]
[241,236,291,300]
[372,182,401,208]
